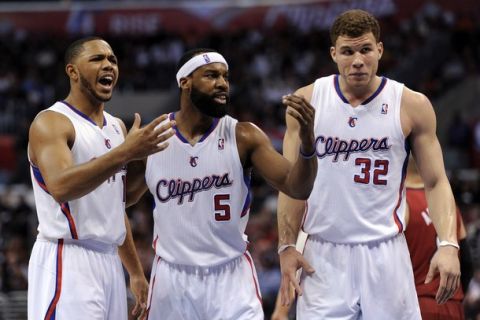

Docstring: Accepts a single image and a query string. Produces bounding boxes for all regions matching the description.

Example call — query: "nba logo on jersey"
[218,138,224,150]
[348,117,357,128]
[381,103,388,114]
[203,54,211,63]
[111,123,120,134]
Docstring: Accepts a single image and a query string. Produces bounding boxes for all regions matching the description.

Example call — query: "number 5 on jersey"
[214,194,231,221]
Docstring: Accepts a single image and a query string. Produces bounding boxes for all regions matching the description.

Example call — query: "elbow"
[126,194,141,208]
[290,193,309,200]
[50,191,70,204]
[287,183,314,200]
[49,184,74,204]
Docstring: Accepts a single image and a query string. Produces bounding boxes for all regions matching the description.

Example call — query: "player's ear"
[65,64,79,81]
[330,46,337,63]
[179,77,191,91]
[377,42,384,60]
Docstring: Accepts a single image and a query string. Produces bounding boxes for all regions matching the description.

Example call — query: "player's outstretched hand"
[425,246,461,304]
[279,246,314,306]
[282,94,315,152]
[122,113,175,162]
[130,274,149,320]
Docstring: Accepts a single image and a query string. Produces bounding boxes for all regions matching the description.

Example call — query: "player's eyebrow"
[88,54,117,61]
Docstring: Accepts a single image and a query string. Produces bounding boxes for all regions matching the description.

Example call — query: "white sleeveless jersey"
[304,75,409,243]
[145,114,250,266]
[30,101,127,245]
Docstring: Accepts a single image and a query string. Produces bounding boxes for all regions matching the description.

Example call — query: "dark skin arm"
[118,213,148,319]
[126,160,148,208]
[236,94,317,199]
[29,111,174,203]
[277,85,316,305]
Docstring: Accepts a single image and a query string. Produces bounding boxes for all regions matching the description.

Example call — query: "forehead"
[80,40,114,57]
[336,32,377,48]
[194,62,228,75]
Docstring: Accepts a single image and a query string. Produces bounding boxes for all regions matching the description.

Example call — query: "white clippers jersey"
[304,75,409,243]
[30,101,127,245]
[145,114,251,266]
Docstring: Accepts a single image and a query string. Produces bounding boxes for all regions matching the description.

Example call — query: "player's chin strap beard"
[190,87,228,118]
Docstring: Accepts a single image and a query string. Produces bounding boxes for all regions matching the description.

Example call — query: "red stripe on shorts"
[44,239,64,320]
[243,253,263,304]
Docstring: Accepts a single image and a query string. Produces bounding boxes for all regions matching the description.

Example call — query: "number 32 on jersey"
[354,157,389,185]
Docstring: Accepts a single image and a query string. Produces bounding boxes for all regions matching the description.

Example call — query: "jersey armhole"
[395,83,406,141]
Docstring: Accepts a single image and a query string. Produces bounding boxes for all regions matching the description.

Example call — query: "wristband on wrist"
[438,240,459,250]
[277,244,296,254]
[299,146,316,159]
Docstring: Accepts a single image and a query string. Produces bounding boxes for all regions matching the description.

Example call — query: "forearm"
[47,146,130,203]
[425,179,457,243]
[277,193,305,246]
[126,160,148,207]
[284,155,317,199]
[118,214,145,277]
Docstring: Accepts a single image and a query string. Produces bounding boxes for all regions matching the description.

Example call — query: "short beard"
[79,73,111,103]
[190,86,229,118]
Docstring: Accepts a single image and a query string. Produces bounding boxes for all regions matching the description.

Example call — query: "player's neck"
[64,93,105,126]
[175,109,215,144]
[338,75,382,107]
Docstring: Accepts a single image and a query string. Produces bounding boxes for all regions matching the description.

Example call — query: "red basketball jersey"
[404,187,464,300]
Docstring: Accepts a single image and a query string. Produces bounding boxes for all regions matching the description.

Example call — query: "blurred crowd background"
[0,0,480,319]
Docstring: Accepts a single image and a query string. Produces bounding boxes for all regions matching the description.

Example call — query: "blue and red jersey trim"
[169,112,219,144]
[392,141,411,232]
[334,75,387,105]
[31,163,50,195]
[31,163,78,239]
[60,202,78,239]
[60,101,107,127]
[240,174,252,217]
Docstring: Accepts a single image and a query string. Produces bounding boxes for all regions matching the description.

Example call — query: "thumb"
[424,263,436,284]
[131,113,141,130]
[300,256,315,274]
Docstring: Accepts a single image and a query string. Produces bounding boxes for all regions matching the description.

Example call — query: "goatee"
[190,86,229,118]
[79,73,111,103]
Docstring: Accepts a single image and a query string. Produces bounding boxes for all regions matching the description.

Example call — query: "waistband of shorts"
[157,252,247,276]
[36,236,118,254]
[309,233,403,247]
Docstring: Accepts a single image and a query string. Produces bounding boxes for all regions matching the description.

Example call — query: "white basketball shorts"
[297,233,421,320]
[28,238,127,320]
[145,251,263,320]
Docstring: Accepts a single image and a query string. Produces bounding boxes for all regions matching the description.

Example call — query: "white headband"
[176,52,228,87]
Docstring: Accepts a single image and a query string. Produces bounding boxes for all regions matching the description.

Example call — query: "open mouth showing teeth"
[98,76,113,86]
[214,93,228,103]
